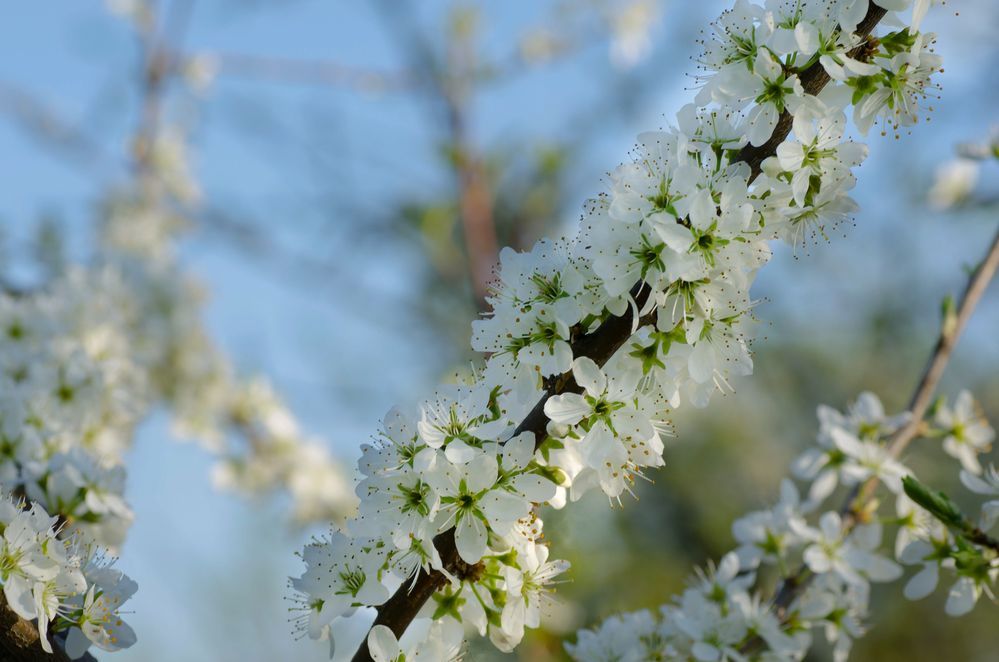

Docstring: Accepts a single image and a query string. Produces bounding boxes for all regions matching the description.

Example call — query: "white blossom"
[936,390,994,474]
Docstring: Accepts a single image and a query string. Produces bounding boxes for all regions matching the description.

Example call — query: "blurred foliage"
[399,140,573,350]
[462,278,999,661]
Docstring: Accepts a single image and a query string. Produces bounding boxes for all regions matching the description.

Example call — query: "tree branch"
[349,5,891,661]
[966,527,999,553]
[0,593,97,662]
[0,81,119,174]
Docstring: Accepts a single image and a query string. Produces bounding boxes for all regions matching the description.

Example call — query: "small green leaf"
[902,475,964,528]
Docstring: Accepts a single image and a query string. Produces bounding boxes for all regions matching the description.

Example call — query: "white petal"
[482,490,529,525]
[957,444,982,475]
[456,514,488,564]
[367,625,400,662]
[960,470,996,496]
[945,577,979,616]
[808,469,839,504]
[572,357,606,396]
[689,188,716,231]
[465,453,499,493]
[856,551,902,582]
[875,0,911,9]
[747,104,778,147]
[64,628,93,660]
[776,141,804,172]
[792,448,828,479]
[837,141,868,168]
[656,221,695,253]
[831,427,865,458]
[819,511,843,540]
[794,21,819,56]
[839,0,868,33]
[692,642,721,662]
[899,540,933,564]
[444,440,479,465]
[791,168,811,207]
[754,50,781,80]
[501,600,527,641]
[512,473,557,503]
[3,576,36,620]
[843,57,881,77]
[980,500,999,531]
[502,432,535,470]
[904,564,939,601]
[543,393,590,425]
[717,552,740,582]
[688,341,716,384]
[803,546,832,573]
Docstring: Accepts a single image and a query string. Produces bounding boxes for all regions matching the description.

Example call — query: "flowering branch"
[569,216,998,661]
[0,594,89,662]
[764,222,999,622]
[345,5,892,662]
[288,0,947,659]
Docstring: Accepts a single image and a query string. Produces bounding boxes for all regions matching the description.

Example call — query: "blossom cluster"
[0,13,353,652]
[1,138,352,553]
[929,125,999,209]
[518,0,664,70]
[899,392,998,618]
[1,266,141,551]
[293,0,944,658]
[100,141,356,528]
[291,391,567,657]
[0,496,135,658]
[568,389,996,661]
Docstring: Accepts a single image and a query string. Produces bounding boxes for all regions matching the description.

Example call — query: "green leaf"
[902,475,964,528]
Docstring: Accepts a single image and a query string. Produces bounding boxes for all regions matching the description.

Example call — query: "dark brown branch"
[0,594,55,662]
[966,527,999,552]
[350,6,890,661]
[735,7,886,179]
[0,593,97,662]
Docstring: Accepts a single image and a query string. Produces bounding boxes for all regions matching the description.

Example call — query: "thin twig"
[886,226,999,458]
[212,52,415,92]
[0,81,119,173]
[966,527,999,552]
[763,223,999,626]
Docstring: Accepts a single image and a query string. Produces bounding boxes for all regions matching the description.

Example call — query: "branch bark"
[0,593,97,662]
[350,6,889,661]
[966,527,999,553]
